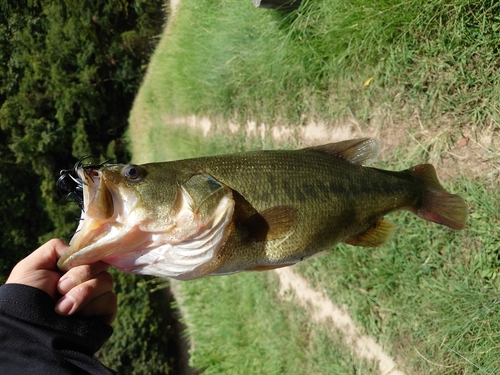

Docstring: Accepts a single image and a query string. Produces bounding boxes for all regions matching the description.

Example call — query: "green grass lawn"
[178,271,382,374]
[126,0,500,373]
[130,0,500,145]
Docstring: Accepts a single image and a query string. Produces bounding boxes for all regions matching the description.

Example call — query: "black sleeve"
[0,283,116,375]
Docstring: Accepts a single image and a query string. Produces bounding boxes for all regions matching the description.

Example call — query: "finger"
[23,238,69,271]
[7,239,69,281]
[55,271,114,316]
[57,261,110,295]
[77,291,118,324]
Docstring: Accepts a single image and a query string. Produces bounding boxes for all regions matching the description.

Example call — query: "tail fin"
[408,164,467,230]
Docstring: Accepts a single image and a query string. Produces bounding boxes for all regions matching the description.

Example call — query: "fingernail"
[55,296,75,315]
[58,276,75,294]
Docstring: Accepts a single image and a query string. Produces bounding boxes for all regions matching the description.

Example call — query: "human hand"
[6,239,117,324]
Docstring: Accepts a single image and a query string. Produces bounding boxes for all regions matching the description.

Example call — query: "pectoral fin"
[241,205,298,242]
[344,218,395,247]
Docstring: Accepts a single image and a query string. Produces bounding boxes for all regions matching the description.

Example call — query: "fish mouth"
[57,167,117,271]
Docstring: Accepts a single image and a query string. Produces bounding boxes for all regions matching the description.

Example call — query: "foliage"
[98,271,182,374]
[0,0,165,280]
[0,3,174,373]
[0,161,50,283]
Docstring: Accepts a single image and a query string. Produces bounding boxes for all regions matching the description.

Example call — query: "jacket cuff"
[0,283,113,354]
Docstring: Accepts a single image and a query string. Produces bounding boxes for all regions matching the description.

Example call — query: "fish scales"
[173,152,423,274]
[57,138,467,279]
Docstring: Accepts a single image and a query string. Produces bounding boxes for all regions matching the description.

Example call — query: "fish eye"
[123,165,142,180]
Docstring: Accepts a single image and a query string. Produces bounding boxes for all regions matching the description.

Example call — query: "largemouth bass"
[57,138,467,280]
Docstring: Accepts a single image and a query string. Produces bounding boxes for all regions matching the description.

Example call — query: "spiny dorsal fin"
[343,218,395,247]
[242,205,298,242]
[304,138,380,165]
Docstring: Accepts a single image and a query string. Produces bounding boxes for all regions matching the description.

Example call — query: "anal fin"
[344,219,395,247]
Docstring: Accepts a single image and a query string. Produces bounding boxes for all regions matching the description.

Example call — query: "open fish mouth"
[57,159,118,270]
[56,159,236,279]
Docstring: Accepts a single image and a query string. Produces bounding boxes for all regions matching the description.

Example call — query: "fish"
[57,138,467,280]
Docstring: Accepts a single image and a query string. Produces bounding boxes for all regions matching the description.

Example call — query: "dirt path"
[164,114,500,181]
[276,267,405,375]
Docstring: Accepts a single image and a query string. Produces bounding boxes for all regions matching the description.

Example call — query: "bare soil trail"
[276,267,405,375]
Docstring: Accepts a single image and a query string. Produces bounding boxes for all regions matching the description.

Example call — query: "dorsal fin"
[304,138,380,165]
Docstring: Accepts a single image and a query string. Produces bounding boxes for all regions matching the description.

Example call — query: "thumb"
[22,239,69,271]
[6,239,70,299]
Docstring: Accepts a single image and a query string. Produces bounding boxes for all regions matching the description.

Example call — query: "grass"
[126,0,500,374]
[129,0,500,150]
[178,272,382,374]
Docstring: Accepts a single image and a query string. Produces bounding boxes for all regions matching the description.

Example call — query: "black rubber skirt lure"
[57,157,109,210]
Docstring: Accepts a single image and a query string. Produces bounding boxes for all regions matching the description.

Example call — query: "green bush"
[0,4,184,374]
[98,271,182,375]
[0,0,164,280]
